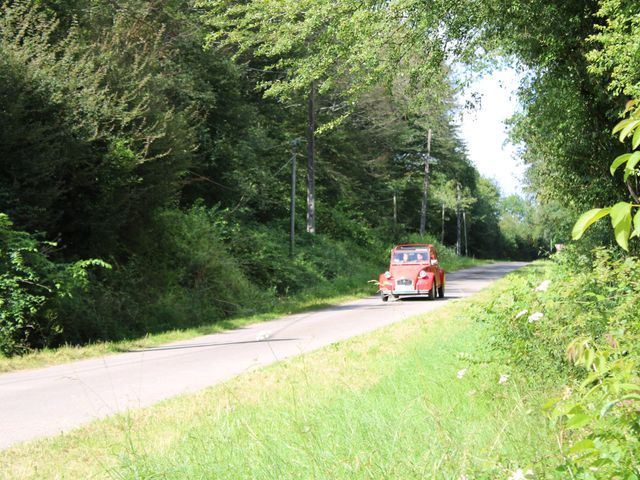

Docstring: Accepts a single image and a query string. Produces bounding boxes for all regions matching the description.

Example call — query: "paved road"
[0,262,526,448]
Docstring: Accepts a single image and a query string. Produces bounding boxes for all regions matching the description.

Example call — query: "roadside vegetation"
[0,0,542,360]
[0,234,484,373]
[0,270,560,479]
[3,0,640,478]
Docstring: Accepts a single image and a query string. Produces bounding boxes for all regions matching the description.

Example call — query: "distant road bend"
[0,262,527,449]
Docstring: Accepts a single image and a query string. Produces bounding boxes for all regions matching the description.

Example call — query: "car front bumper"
[391,289,432,296]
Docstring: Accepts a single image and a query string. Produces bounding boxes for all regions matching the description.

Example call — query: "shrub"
[54,206,264,344]
[0,213,108,355]
[475,249,640,478]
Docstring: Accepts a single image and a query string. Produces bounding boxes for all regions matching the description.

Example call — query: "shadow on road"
[128,337,299,353]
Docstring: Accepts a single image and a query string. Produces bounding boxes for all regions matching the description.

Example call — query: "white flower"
[534,280,551,292]
[498,374,509,385]
[515,309,528,319]
[507,468,534,480]
[256,330,272,341]
[527,312,544,323]
[457,368,467,379]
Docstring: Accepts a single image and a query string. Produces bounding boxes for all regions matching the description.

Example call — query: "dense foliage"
[2,0,640,476]
[470,1,640,477]
[0,0,531,355]
[478,250,640,478]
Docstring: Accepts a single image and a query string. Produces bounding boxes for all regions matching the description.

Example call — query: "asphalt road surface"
[0,262,527,449]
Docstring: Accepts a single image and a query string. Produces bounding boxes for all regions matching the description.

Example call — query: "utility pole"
[306,82,316,234]
[393,190,398,235]
[289,139,299,257]
[441,203,445,244]
[463,210,468,256]
[419,128,432,237]
[456,182,462,256]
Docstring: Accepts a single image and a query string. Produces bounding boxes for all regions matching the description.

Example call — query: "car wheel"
[429,282,437,300]
[381,294,389,302]
[438,284,445,298]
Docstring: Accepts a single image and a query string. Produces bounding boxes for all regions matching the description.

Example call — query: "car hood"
[389,265,427,278]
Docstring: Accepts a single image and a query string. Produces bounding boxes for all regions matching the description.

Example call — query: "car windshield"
[391,249,430,264]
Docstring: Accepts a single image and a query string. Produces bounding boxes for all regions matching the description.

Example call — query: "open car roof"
[393,244,433,250]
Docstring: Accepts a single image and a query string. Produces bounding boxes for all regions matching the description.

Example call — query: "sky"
[458,69,526,197]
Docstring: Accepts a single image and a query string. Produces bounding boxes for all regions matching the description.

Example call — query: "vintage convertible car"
[377,244,445,302]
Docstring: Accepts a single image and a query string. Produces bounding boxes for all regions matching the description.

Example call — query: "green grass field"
[1,267,561,479]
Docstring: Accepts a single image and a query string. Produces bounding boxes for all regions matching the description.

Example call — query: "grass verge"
[0,264,561,479]
[0,256,488,373]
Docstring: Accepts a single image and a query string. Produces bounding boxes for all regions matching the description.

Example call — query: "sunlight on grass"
[0,269,559,479]
[0,257,488,373]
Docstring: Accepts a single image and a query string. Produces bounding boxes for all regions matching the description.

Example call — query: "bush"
[474,248,640,478]
[54,206,264,344]
[0,213,108,355]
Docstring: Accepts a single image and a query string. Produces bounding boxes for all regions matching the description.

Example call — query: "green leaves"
[574,103,640,251]
[565,412,591,430]
[633,209,640,239]
[612,118,640,142]
[0,213,109,355]
[572,203,636,251]
[571,208,611,241]
[610,202,633,251]
[610,153,631,175]
[610,152,640,180]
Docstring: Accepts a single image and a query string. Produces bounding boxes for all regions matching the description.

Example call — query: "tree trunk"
[419,129,432,237]
[290,140,298,257]
[306,82,316,234]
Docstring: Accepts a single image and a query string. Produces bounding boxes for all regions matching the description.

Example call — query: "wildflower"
[457,368,467,379]
[256,330,272,341]
[498,374,509,385]
[534,280,551,292]
[527,312,544,323]
[562,386,572,400]
[515,309,528,319]
[507,468,534,480]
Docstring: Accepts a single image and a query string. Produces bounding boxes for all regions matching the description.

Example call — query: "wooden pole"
[441,203,445,244]
[306,82,316,234]
[463,210,468,256]
[393,190,397,233]
[419,129,432,237]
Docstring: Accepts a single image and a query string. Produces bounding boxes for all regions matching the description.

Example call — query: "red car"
[378,244,445,302]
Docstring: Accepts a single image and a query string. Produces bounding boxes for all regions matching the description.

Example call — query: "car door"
[429,247,439,286]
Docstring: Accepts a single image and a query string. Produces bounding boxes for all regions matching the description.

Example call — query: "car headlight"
[384,271,392,279]
[418,270,427,278]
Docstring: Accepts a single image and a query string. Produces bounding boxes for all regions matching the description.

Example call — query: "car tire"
[429,282,437,300]
[438,284,445,298]
[381,294,389,302]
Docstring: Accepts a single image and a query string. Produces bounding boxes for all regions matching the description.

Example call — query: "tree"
[198,0,475,233]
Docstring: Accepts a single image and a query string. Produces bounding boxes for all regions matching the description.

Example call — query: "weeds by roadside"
[0,270,558,479]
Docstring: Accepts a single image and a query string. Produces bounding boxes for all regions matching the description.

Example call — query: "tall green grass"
[1,273,560,479]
